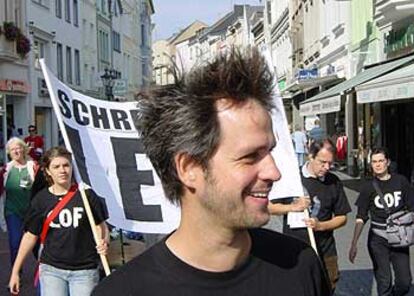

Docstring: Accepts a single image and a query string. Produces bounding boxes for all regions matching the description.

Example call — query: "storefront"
[356,62,414,182]
[299,54,414,176]
[0,79,30,164]
[283,70,342,130]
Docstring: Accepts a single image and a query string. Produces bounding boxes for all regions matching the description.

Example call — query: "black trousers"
[368,231,412,296]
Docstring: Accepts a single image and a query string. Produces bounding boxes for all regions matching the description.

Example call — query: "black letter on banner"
[111,137,162,222]
[64,124,108,211]
[90,105,110,129]
[57,89,71,118]
[110,109,131,130]
[73,100,90,126]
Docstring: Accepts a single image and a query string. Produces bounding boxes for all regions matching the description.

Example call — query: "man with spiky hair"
[92,48,330,296]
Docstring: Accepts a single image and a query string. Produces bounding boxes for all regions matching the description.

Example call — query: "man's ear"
[174,152,202,189]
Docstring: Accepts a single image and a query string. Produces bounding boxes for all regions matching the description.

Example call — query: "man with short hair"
[309,119,326,143]
[292,124,308,167]
[24,125,44,161]
[269,139,351,292]
[93,48,330,296]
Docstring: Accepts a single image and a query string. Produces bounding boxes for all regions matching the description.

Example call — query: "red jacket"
[24,135,44,161]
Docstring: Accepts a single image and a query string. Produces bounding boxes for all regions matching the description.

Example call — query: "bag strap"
[372,179,391,216]
[39,183,78,243]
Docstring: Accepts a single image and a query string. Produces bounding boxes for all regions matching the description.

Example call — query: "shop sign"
[384,24,414,56]
[296,68,318,81]
[357,82,414,104]
[113,79,128,96]
[278,79,286,91]
[299,96,341,117]
[0,79,30,94]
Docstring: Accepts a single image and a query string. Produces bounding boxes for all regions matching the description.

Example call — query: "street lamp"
[100,68,117,101]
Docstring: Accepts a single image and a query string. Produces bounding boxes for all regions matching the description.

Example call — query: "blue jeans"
[5,214,24,267]
[39,263,99,296]
[296,153,305,167]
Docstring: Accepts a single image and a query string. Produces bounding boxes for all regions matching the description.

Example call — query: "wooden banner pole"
[79,184,111,276]
[304,208,318,255]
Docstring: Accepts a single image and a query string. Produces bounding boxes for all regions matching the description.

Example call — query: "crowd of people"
[0,48,412,296]
[290,120,348,170]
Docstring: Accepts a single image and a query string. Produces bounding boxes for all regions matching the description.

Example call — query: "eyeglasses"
[29,129,36,132]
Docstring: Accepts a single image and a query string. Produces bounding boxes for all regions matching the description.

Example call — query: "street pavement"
[1,172,413,295]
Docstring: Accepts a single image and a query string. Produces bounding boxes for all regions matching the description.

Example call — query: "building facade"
[0,0,30,161]
[0,0,155,159]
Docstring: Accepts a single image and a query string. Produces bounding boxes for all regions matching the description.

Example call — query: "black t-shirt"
[356,174,414,225]
[92,228,331,296]
[276,172,351,257]
[24,187,108,270]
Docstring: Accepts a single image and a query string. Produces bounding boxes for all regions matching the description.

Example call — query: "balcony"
[375,0,414,28]
[0,35,19,62]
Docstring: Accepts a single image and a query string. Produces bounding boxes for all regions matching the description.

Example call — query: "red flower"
[3,22,19,41]
[16,33,31,58]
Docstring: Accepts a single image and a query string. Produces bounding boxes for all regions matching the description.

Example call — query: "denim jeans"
[296,153,305,167]
[5,213,24,267]
[368,231,412,296]
[39,263,99,296]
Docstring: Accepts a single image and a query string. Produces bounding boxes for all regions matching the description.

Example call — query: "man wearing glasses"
[24,125,44,161]
[269,138,351,293]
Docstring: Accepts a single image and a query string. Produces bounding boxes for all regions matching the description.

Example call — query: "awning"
[284,75,341,93]
[356,63,414,104]
[299,54,414,116]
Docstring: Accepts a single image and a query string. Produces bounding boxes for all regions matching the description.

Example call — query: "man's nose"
[260,154,281,182]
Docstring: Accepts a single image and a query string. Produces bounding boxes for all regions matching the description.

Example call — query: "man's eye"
[243,152,260,162]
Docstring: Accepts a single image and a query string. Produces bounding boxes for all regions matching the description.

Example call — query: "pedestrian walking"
[309,119,326,143]
[349,147,414,296]
[0,137,39,268]
[24,125,44,162]
[269,138,352,293]
[92,47,330,296]
[291,124,308,167]
[8,146,109,296]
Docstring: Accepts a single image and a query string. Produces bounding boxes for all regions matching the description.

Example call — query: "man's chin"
[248,213,270,228]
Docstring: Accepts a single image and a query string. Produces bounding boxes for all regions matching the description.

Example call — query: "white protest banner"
[259,45,304,199]
[40,60,180,233]
[259,48,318,253]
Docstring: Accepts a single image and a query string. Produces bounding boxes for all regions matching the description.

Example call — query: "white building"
[152,21,207,85]
[26,0,83,148]
[98,0,154,100]
[0,0,29,161]
[81,0,100,98]
[0,0,155,156]
[185,5,263,71]
[263,0,292,94]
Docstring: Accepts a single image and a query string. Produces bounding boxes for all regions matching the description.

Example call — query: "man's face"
[308,147,334,178]
[29,127,36,135]
[196,99,280,229]
[371,153,389,176]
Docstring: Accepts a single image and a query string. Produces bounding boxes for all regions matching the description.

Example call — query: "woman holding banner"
[8,147,109,296]
[0,137,39,268]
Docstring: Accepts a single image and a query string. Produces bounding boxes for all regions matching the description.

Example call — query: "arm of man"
[9,232,38,294]
[349,219,365,263]
[305,214,347,232]
[268,196,310,215]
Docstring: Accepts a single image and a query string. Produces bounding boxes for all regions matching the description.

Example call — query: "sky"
[152,0,262,41]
